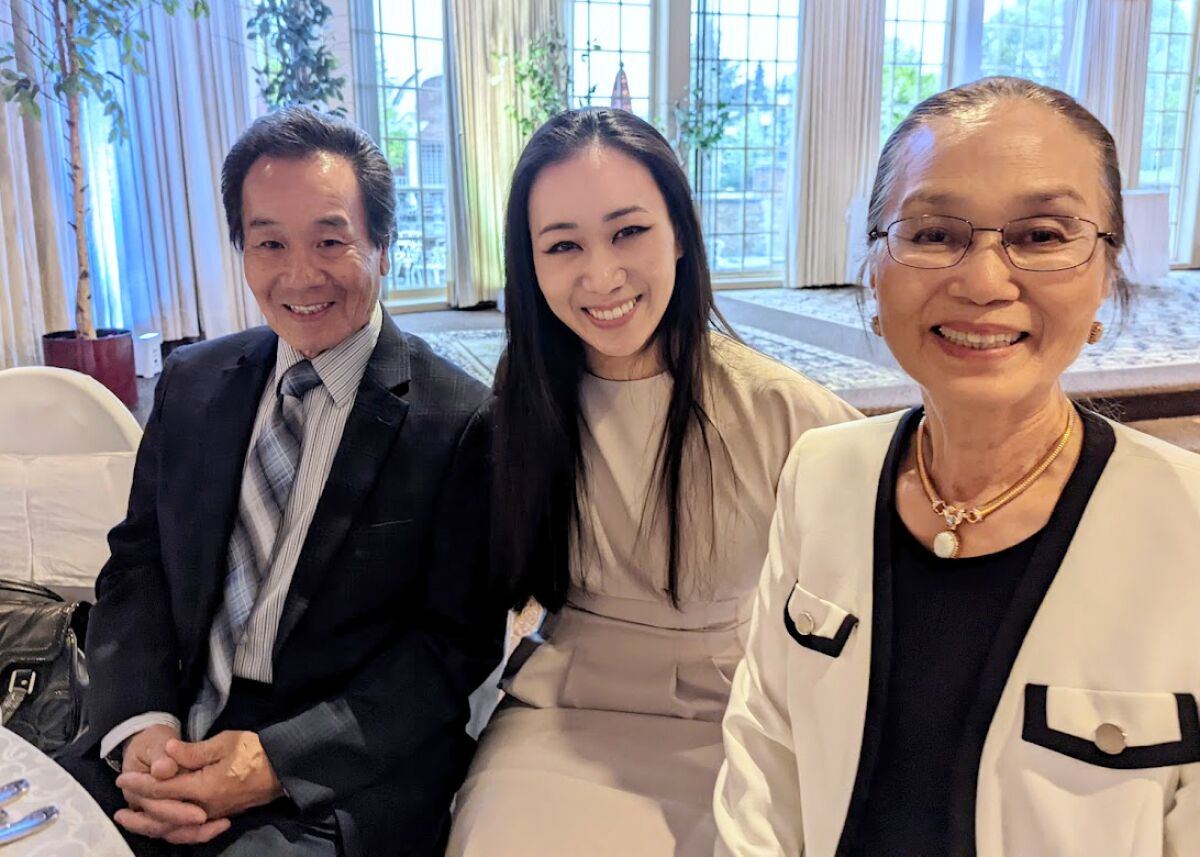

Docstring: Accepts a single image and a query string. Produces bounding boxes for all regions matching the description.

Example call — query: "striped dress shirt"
[99,303,383,758]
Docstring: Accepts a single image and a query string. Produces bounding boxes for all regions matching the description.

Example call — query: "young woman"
[716,77,1200,857]
[445,108,858,855]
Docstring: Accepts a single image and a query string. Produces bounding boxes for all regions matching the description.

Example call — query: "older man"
[62,107,504,856]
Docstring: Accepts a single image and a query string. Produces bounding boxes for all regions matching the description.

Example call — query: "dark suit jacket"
[80,312,504,856]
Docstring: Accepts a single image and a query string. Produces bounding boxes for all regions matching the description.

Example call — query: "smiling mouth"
[583,295,641,322]
[285,302,333,316]
[933,325,1029,350]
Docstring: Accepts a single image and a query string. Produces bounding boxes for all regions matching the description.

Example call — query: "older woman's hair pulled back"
[867,76,1131,315]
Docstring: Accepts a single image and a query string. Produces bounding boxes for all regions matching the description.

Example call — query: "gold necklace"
[915,408,1075,559]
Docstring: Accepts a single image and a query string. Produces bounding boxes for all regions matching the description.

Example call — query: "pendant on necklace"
[933,529,960,559]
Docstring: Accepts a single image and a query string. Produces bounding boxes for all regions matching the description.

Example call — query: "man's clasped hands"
[113,724,284,845]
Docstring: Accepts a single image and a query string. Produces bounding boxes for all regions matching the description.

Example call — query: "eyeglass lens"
[886,215,1099,271]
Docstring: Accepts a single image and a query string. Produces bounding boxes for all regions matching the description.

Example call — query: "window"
[979,0,1070,87]
[571,1,653,119]
[1141,0,1198,262]
[689,0,802,278]
[367,0,451,303]
[881,0,951,141]
[881,0,1075,152]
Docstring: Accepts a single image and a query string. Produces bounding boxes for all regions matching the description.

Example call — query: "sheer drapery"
[84,2,260,340]
[1066,0,1152,190]
[786,0,884,287]
[443,0,559,307]
[0,0,70,369]
[5,0,259,357]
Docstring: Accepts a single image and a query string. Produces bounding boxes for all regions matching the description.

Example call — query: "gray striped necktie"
[188,359,323,740]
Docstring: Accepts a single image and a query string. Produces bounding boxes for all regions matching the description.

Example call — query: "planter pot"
[41,329,138,410]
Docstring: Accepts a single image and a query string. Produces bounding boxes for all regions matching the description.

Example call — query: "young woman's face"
[527,145,682,380]
[871,101,1112,415]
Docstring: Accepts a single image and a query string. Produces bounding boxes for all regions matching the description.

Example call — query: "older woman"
[714,77,1200,857]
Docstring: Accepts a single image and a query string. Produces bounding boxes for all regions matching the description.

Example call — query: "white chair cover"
[0,367,140,455]
[0,368,141,594]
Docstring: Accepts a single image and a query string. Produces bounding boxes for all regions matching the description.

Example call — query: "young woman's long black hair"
[494,107,731,612]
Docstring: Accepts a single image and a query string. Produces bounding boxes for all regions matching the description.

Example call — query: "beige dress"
[447,335,858,856]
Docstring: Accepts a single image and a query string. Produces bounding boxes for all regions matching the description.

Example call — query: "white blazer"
[715,409,1200,857]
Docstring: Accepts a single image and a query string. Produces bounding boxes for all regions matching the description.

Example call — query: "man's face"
[240,152,388,358]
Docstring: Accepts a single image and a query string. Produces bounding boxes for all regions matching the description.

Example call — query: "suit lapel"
[185,333,277,660]
[272,315,412,659]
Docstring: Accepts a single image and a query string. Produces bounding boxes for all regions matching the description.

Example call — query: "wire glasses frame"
[868,214,1118,272]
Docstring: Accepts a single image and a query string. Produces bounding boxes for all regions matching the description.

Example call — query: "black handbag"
[0,579,90,755]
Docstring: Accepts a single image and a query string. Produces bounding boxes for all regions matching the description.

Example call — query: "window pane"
[377,2,413,36]
[978,0,1069,87]
[881,0,949,142]
[414,6,442,40]
[571,1,653,119]
[691,0,801,279]
[371,0,451,301]
[1141,0,1198,262]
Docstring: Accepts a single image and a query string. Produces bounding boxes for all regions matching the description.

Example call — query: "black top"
[843,405,1116,857]
[849,515,1041,855]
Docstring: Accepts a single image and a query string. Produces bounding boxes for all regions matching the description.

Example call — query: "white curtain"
[1065,0,1152,190]
[85,1,260,340]
[3,0,259,358]
[0,99,53,368]
[786,0,885,288]
[0,0,71,369]
[444,0,560,307]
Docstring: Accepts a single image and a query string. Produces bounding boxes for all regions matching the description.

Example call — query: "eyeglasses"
[868,214,1117,272]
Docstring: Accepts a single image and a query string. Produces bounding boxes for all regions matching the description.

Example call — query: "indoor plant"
[0,0,207,406]
[245,0,345,114]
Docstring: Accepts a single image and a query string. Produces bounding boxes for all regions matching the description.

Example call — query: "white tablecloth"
[0,727,131,856]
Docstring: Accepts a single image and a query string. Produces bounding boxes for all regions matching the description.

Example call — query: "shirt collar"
[274,302,384,408]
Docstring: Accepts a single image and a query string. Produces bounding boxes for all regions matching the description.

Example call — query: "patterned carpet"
[422,271,1200,397]
[726,273,1200,373]
[421,325,911,391]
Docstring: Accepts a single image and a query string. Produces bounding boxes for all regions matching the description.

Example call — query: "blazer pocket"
[783,583,858,658]
[1023,683,1200,769]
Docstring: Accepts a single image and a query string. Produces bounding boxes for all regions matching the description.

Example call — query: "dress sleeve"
[714,436,809,856]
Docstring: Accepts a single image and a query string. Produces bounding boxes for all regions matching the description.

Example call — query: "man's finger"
[165,736,225,770]
[163,818,232,846]
[127,796,207,827]
[116,770,206,802]
[114,807,177,839]
[149,754,180,780]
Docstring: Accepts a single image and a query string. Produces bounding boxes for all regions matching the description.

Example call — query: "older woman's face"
[871,101,1111,413]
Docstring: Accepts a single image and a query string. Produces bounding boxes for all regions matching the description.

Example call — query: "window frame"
[569,0,803,288]
[1142,0,1200,266]
[349,0,456,309]
[881,0,954,143]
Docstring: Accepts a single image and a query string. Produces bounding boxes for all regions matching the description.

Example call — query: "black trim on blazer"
[945,407,1115,853]
[833,406,1117,857]
[783,589,859,657]
[833,407,915,856]
[1023,684,1200,769]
